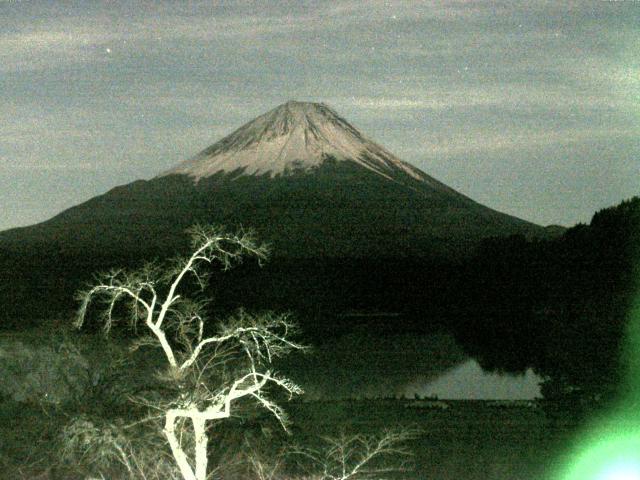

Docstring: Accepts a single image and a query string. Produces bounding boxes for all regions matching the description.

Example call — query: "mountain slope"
[0,101,542,257]
[0,101,547,328]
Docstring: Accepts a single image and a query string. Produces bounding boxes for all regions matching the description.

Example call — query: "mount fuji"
[0,101,548,327]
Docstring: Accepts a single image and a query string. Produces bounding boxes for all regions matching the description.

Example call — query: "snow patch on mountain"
[160,101,435,186]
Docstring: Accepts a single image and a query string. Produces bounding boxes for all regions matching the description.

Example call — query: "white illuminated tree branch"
[75,225,305,480]
[293,428,417,480]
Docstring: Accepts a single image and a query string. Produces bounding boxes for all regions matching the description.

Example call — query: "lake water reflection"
[282,332,542,400]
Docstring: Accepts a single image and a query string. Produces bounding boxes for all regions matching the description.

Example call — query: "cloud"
[411,127,638,157]
[0,22,118,72]
[344,97,452,110]
[330,81,634,114]
[0,160,97,171]
[0,1,557,72]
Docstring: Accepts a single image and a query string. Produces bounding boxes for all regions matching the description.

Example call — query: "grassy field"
[286,399,578,480]
[0,396,583,480]
[0,329,586,479]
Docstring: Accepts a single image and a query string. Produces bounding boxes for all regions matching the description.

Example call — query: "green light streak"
[558,426,640,480]
[555,243,640,480]
[622,294,640,400]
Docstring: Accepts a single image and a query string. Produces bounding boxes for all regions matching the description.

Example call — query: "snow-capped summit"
[161,101,435,185]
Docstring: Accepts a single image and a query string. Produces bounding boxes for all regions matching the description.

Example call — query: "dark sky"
[1,0,638,231]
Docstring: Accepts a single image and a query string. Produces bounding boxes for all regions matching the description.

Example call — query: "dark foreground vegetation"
[0,196,638,478]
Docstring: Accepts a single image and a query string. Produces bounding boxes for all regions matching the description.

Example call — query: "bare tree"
[75,225,305,480]
[292,429,417,480]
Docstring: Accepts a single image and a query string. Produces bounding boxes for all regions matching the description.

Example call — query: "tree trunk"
[164,411,197,480]
[193,417,209,480]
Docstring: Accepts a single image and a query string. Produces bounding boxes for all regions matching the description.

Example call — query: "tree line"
[451,196,640,405]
